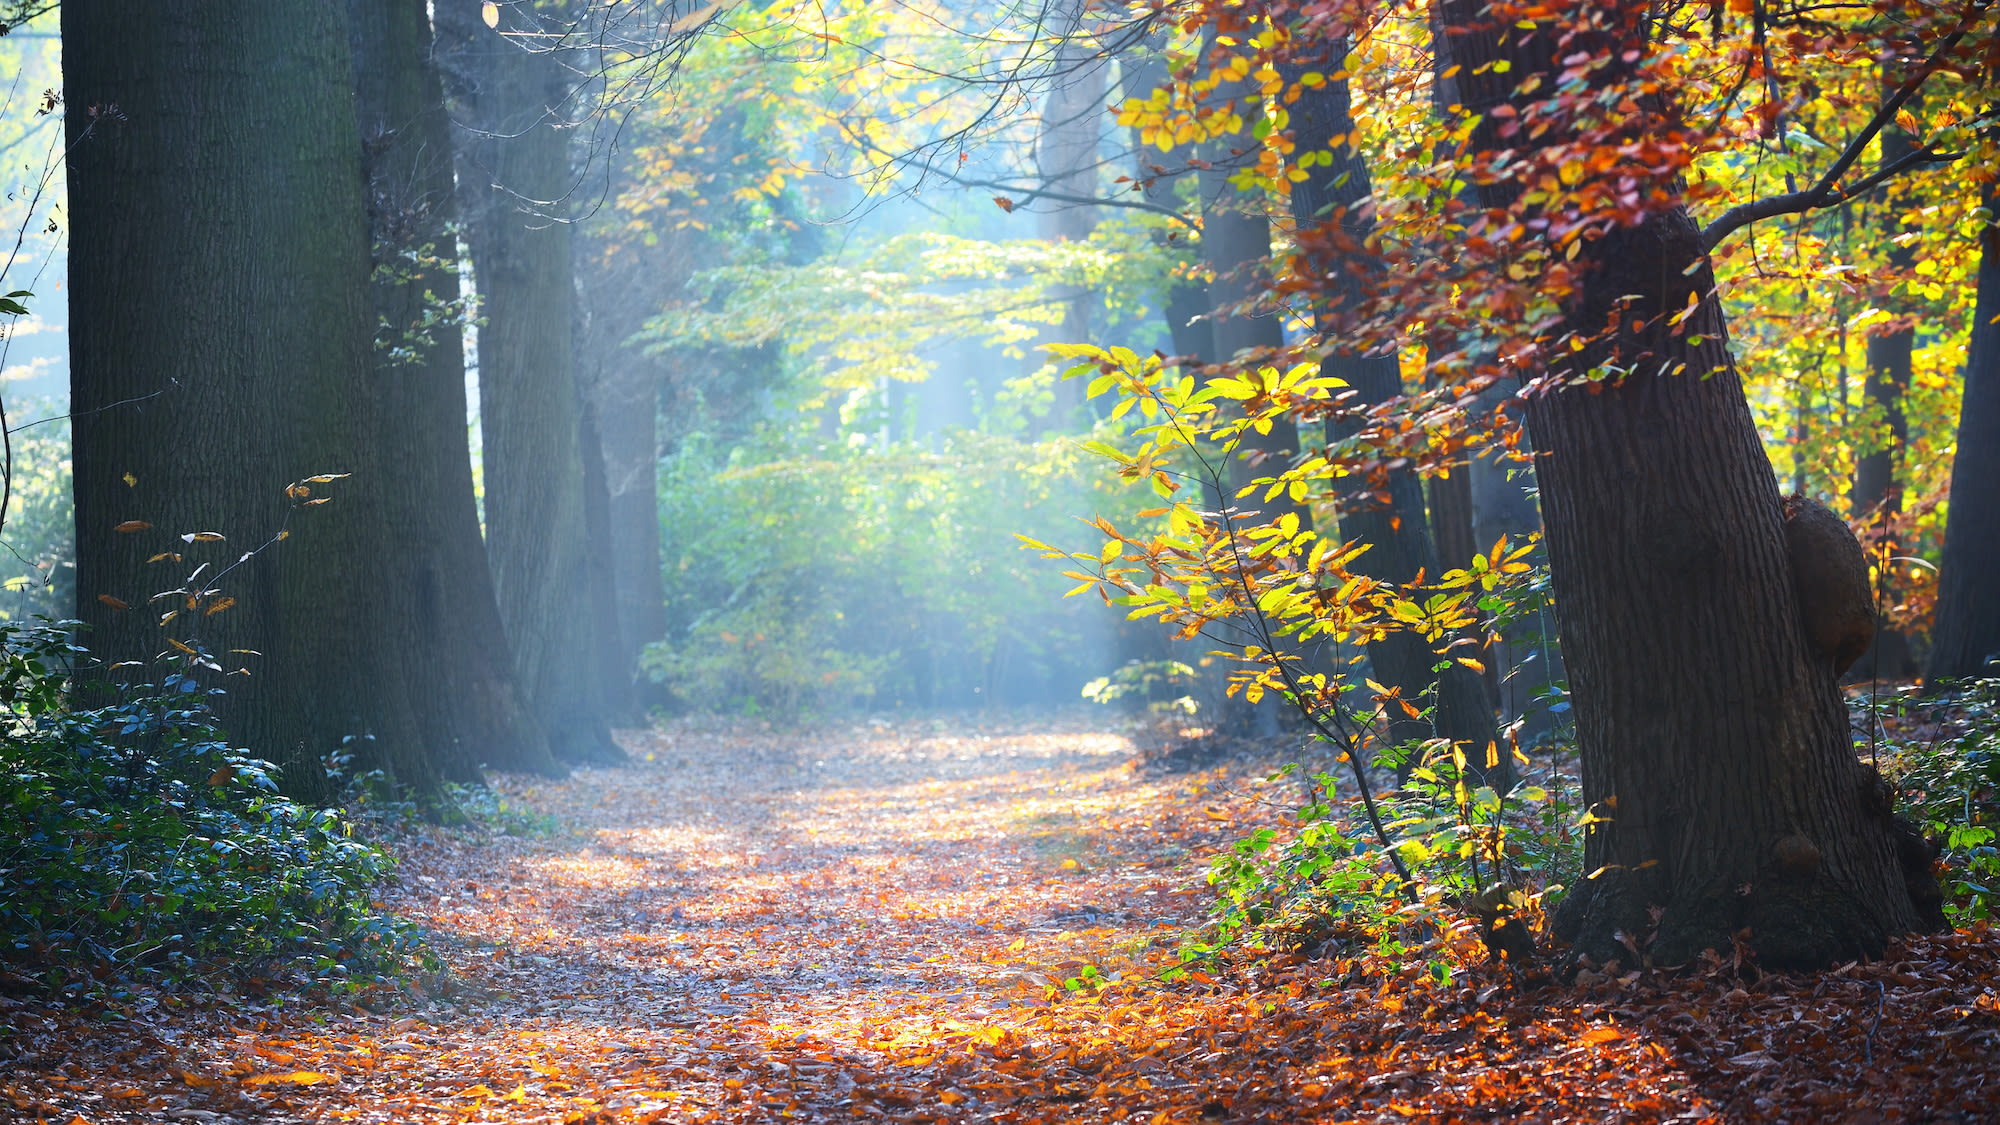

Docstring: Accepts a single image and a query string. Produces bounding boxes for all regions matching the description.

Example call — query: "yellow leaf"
[244,1071,333,1086]
[122,472,137,487]
[458,1084,496,1099]
[480,1,499,28]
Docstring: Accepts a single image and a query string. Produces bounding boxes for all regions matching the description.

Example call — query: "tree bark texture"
[1928,183,2000,682]
[1442,0,1937,967]
[1285,62,1504,784]
[64,0,433,801]
[436,0,622,763]
[349,0,563,778]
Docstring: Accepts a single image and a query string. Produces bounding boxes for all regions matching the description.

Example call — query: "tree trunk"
[65,0,434,801]
[1469,411,1566,745]
[577,400,635,722]
[1121,44,1214,364]
[1928,182,2000,682]
[1285,60,1505,785]
[1195,88,1301,739]
[1441,0,1937,968]
[1030,5,1106,431]
[574,232,673,705]
[1848,83,1919,680]
[348,0,564,779]
[436,0,622,763]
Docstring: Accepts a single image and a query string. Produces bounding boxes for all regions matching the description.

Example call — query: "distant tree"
[1283,45,1504,783]
[436,0,622,761]
[64,0,436,799]
[574,220,681,704]
[1848,83,1923,680]
[1929,178,2000,682]
[348,0,564,777]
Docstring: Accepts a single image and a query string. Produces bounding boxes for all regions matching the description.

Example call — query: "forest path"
[183,713,1247,1123]
[23,715,1997,1123]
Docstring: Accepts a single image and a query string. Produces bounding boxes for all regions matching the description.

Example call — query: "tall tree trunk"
[1121,44,1214,364]
[65,0,435,801]
[1285,57,1505,785]
[348,0,563,778]
[1441,0,1937,968]
[1196,64,1302,738]
[1031,5,1107,430]
[1928,182,2000,682]
[577,401,635,722]
[574,232,673,705]
[436,0,622,763]
[1470,413,1566,744]
[1848,82,1919,680]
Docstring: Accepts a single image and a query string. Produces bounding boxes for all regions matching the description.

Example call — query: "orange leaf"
[1582,1026,1624,1045]
[114,520,151,533]
[97,593,130,610]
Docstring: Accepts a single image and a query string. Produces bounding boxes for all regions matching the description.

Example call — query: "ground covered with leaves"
[3,714,1996,1123]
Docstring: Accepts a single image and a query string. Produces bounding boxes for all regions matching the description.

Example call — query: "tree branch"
[1701,144,1962,252]
[1700,0,1989,252]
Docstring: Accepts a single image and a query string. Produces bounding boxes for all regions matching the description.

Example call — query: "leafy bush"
[0,622,410,991]
[1881,680,2000,923]
[0,401,75,623]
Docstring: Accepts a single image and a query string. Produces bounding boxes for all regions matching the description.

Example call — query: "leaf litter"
[2,713,1995,1122]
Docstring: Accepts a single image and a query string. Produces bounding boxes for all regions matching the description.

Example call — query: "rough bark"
[436,0,623,763]
[1285,59,1505,785]
[1442,0,1936,968]
[65,0,434,801]
[1928,182,2000,682]
[348,0,564,778]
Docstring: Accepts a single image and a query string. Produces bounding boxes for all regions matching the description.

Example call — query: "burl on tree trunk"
[1438,1,1942,969]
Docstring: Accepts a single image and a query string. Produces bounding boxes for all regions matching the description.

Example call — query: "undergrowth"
[0,621,415,998]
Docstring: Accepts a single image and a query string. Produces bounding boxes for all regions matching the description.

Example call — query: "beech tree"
[1282,52,1503,783]
[349,0,563,778]
[64,0,436,800]
[1930,178,2000,682]
[1436,0,1943,966]
[436,0,622,762]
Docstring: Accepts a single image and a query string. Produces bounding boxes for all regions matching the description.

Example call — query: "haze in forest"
[0,4,1998,1119]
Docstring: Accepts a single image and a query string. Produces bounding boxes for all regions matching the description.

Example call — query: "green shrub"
[1881,679,2000,923]
[0,621,410,991]
[0,401,75,623]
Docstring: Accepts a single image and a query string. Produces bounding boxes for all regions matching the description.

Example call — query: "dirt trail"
[27,714,1244,1123]
[10,715,1997,1124]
